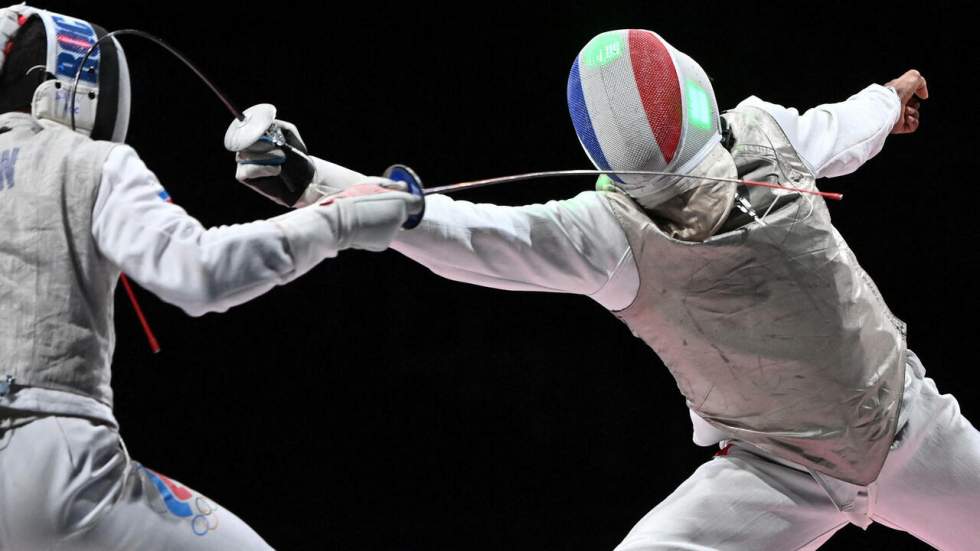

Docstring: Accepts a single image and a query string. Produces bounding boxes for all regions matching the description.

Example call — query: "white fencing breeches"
[614,354,980,550]
[0,415,274,550]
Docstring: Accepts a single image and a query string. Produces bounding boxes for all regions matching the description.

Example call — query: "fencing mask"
[0,5,130,142]
[567,29,728,210]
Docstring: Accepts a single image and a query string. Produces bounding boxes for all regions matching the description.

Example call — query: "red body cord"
[120,274,160,353]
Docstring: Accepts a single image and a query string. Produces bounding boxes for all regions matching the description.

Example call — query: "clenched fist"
[885,69,929,134]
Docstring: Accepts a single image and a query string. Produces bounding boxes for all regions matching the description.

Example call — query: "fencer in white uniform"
[0,6,420,550]
[234,30,980,550]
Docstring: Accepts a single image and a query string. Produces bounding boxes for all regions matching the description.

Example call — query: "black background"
[33,2,977,549]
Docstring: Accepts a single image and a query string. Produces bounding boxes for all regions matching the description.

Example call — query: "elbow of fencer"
[177,300,235,318]
[179,304,210,318]
[172,295,225,318]
[123,273,225,318]
[164,278,235,318]
[143,225,293,317]
[178,301,223,318]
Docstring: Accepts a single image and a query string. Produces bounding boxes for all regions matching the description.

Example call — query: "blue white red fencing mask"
[568,29,721,208]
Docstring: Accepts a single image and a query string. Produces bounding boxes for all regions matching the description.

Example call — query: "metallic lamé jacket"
[603,106,906,485]
[0,113,119,408]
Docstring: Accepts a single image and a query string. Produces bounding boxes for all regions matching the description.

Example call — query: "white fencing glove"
[227,105,426,232]
[268,179,424,277]
[234,119,321,207]
[230,105,367,208]
[318,178,424,251]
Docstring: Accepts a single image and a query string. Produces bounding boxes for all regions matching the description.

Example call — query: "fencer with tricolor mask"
[228,22,980,548]
[569,29,747,240]
[566,28,908,487]
[569,29,726,206]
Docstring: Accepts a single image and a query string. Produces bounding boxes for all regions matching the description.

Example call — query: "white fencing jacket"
[2,139,356,425]
[390,84,901,446]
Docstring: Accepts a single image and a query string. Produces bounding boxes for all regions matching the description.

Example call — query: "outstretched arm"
[93,146,418,317]
[738,69,927,178]
[391,191,638,311]
[229,114,640,310]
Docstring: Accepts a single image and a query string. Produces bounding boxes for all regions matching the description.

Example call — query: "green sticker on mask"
[582,32,625,67]
[686,80,713,129]
[596,174,617,192]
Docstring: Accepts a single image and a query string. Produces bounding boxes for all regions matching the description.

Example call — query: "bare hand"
[885,69,928,134]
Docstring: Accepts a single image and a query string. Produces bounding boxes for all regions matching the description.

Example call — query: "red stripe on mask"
[628,30,681,164]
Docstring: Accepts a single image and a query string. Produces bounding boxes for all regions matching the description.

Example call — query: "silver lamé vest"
[0,112,119,407]
[602,106,906,485]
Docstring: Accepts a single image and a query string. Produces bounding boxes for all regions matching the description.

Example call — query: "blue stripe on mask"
[567,59,620,183]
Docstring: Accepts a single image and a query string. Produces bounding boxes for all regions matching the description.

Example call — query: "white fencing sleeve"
[738,84,901,178]
[292,154,639,309]
[92,146,343,317]
[392,191,638,311]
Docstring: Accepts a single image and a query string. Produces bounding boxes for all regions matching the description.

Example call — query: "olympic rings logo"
[142,468,221,537]
[190,496,220,537]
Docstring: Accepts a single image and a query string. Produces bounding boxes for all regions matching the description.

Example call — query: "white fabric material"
[738,84,900,178]
[310,156,369,194]
[0,387,116,428]
[109,36,131,144]
[10,146,397,428]
[0,415,273,549]
[92,146,343,318]
[276,180,419,254]
[387,85,900,447]
[613,354,980,550]
[393,192,637,309]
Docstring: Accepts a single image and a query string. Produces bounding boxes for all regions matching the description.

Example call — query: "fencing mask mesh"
[568,29,722,208]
